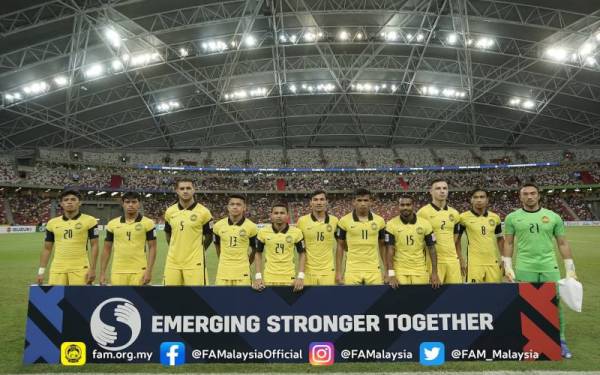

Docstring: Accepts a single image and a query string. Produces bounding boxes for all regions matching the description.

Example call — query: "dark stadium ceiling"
[1,0,600,151]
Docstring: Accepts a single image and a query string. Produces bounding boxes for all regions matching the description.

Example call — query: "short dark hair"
[228,194,246,203]
[398,194,413,202]
[59,190,80,200]
[271,203,288,212]
[310,190,327,199]
[519,183,539,194]
[354,188,371,198]
[121,191,141,201]
[175,178,195,188]
[430,178,447,187]
[470,188,488,197]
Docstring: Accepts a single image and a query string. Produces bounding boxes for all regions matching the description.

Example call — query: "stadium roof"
[1,0,600,151]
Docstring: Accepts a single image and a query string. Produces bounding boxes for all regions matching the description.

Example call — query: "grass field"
[1,227,599,373]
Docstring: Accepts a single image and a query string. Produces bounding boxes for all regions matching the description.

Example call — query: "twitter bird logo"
[420,342,445,366]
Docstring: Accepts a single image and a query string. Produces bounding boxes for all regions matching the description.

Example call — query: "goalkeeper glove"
[502,256,516,282]
[564,259,577,279]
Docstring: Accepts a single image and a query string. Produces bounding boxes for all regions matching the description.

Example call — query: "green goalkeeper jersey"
[504,208,566,272]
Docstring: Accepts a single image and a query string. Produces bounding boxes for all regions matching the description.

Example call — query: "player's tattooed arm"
[427,243,441,289]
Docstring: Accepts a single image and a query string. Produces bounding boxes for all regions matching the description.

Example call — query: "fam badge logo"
[489,219,496,226]
[135,223,143,231]
[239,229,247,237]
[448,214,456,222]
[75,222,83,230]
[370,222,378,230]
[542,216,550,223]
[90,298,141,351]
[190,214,198,222]
[61,342,86,366]
[416,227,424,235]
[285,235,293,243]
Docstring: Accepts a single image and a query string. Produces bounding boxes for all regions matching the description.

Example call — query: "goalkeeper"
[502,183,577,359]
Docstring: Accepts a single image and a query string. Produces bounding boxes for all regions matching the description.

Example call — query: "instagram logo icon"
[309,342,335,366]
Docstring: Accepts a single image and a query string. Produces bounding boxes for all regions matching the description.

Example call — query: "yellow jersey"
[458,210,502,266]
[105,214,156,273]
[45,213,98,272]
[164,201,213,269]
[417,203,460,263]
[296,213,338,275]
[257,224,304,279]
[385,215,435,275]
[213,216,258,279]
[336,211,386,272]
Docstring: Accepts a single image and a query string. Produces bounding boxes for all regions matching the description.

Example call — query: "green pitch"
[1,227,599,373]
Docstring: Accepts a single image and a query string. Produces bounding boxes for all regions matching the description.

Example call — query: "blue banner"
[24,283,560,365]
[135,162,559,174]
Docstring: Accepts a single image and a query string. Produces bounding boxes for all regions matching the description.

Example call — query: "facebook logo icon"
[160,342,185,366]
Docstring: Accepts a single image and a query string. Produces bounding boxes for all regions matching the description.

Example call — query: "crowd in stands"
[249,149,284,168]
[2,161,598,193]
[358,148,396,167]
[33,147,600,170]
[3,188,596,225]
[8,192,51,226]
[286,149,322,167]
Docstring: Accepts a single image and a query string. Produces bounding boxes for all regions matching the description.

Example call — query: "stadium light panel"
[145,193,152,197]
[22,81,49,95]
[584,56,597,66]
[85,64,104,78]
[203,40,228,53]
[104,28,121,48]
[156,100,181,113]
[318,31,324,38]
[446,33,458,45]
[53,76,69,87]
[244,35,257,47]
[303,31,316,42]
[279,34,287,43]
[475,37,494,49]
[290,34,297,43]
[111,59,124,71]
[416,33,425,42]
[522,99,535,109]
[356,32,364,40]
[179,47,189,57]
[338,30,350,41]
[545,47,568,62]
[384,31,399,42]
[289,84,297,93]
[579,42,595,56]
[111,192,119,196]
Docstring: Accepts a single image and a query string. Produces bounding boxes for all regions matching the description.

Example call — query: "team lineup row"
[35,177,578,358]
[36,178,577,290]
